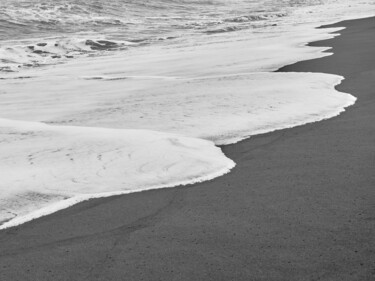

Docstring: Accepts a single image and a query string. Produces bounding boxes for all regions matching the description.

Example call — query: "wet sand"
[1,17,375,281]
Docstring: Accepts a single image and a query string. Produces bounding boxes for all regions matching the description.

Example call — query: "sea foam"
[0,119,235,229]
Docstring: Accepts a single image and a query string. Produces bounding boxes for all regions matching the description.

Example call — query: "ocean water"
[1,0,374,73]
[0,0,374,228]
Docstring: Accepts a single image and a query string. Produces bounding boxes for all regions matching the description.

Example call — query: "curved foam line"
[0,120,235,230]
[0,156,235,230]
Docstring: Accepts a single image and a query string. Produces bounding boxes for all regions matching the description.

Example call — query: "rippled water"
[0,0,342,72]
[0,0,292,39]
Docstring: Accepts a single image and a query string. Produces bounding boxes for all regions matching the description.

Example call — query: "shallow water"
[0,0,373,72]
[0,0,288,72]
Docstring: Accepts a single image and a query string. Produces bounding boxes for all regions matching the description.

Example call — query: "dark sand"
[1,17,375,281]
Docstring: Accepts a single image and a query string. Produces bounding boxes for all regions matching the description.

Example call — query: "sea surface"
[0,0,373,73]
[0,0,374,228]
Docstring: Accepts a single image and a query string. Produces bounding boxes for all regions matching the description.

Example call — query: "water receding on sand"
[0,0,374,229]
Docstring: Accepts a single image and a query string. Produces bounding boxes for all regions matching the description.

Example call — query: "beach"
[0,16,374,280]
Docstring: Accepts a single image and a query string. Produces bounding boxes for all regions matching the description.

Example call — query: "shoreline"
[0,20,357,230]
[1,16,375,280]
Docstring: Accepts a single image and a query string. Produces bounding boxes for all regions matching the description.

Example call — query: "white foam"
[0,119,235,229]
[0,36,136,72]
[0,70,355,146]
[0,22,357,145]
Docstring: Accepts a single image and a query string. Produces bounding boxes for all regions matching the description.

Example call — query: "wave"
[0,0,292,71]
[0,119,235,229]
[0,69,356,229]
[0,37,147,72]
[0,68,356,229]
[1,0,373,72]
